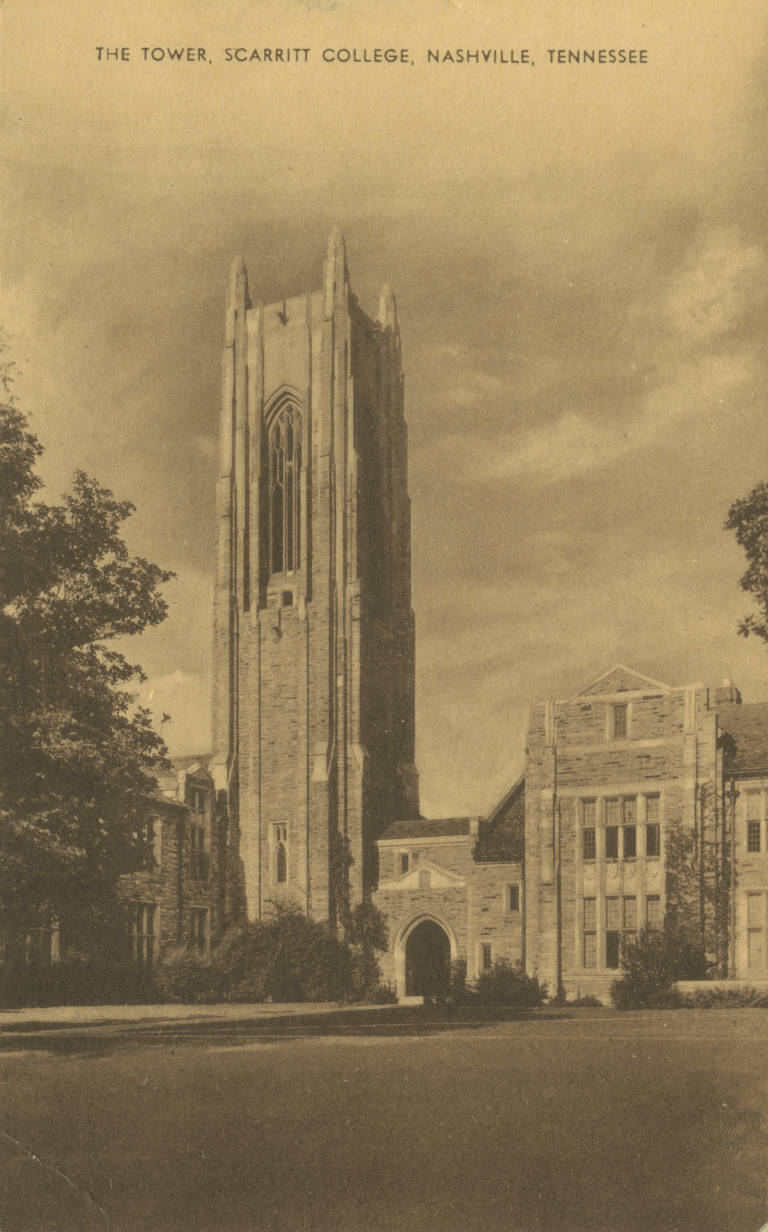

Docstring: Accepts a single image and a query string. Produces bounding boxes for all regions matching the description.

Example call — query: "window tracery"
[268,403,302,575]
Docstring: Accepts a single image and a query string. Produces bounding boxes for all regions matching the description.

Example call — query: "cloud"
[421,269,763,488]
[665,229,768,345]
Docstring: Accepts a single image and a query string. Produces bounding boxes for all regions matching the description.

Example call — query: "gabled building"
[15,239,768,1006]
[116,757,225,969]
[373,666,768,1001]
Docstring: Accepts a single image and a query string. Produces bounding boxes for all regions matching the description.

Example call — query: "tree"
[0,339,174,958]
[725,481,768,643]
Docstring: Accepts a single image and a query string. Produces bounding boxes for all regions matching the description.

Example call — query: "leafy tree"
[0,339,173,958]
[725,482,768,643]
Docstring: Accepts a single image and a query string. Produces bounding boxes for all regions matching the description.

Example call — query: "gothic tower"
[212,230,419,923]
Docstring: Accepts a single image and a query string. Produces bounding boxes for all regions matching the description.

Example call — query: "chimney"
[714,678,742,706]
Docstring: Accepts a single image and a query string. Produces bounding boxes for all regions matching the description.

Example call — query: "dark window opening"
[605,826,619,860]
[128,903,156,969]
[190,908,207,954]
[605,931,620,969]
[137,817,158,872]
[612,703,628,738]
[481,943,493,971]
[276,842,287,883]
[646,824,661,858]
[623,825,637,858]
[269,404,302,576]
[582,827,596,861]
[747,820,761,853]
[506,885,520,913]
[399,853,409,876]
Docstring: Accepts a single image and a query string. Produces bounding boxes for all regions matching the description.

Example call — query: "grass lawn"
[1,1006,766,1232]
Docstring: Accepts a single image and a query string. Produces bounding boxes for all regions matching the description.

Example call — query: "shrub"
[357,982,398,1005]
[0,958,158,1008]
[156,903,379,1005]
[345,902,389,1002]
[473,959,546,1008]
[678,986,768,1009]
[155,947,222,1004]
[449,958,470,1006]
[217,907,352,1003]
[610,924,708,1010]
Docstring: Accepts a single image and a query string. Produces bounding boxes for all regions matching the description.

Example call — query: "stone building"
[116,758,224,968]
[373,788,525,997]
[373,666,768,1001]
[202,233,768,1000]
[211,229,419,926]
[1,758,223,975]
[11,235,768,1003]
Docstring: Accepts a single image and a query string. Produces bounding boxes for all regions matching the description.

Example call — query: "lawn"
[1,1007,766,1232]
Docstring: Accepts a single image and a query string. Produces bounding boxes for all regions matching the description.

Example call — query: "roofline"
[147,795,186,812]
[377,833,472,848]
[565,663,674,703]
[485,770,526,825]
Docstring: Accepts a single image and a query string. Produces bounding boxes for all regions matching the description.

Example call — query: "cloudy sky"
[4,0,768,817]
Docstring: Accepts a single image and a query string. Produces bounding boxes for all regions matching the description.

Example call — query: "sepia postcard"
[2,0,768,1229]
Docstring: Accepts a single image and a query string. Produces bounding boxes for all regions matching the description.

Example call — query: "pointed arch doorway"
[397,915,454,1000]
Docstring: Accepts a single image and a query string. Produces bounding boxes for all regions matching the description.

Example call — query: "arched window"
[268,404,302,575]
[276,840,287,884]
[274,823,288,885]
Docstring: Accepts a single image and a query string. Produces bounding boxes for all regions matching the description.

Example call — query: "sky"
[3,0,768,817]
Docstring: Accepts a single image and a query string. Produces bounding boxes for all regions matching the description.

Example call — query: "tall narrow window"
[622,796,637,858]
[747,894,765,968]
[605,895,621,966]
[611,703,628,738]
[745,794,762,853]
[190,788,209,882]
[274,823,288,884]
[506,885,520,913]
[269,404,302,576]
[605,825,619,860]
[128,903,156,968]
[582,898,597,968]
[581,799,596,861]
[190,908,208,954]
[136,815,160,872]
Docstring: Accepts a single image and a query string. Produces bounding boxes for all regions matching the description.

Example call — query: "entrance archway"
[404,918,451,998]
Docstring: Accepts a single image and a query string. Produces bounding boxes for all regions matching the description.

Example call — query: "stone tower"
[212,230,419,924]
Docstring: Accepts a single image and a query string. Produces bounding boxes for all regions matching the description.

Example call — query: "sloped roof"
[476,775,525,863]
[719,702,768,776]
[152,753,215,797]
[573,664,672,699]
[378,817,473,841]
[171,753,214,774]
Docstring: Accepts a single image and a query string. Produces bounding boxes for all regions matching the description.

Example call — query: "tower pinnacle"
[378,284,398,331]
[324,227,349,314]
